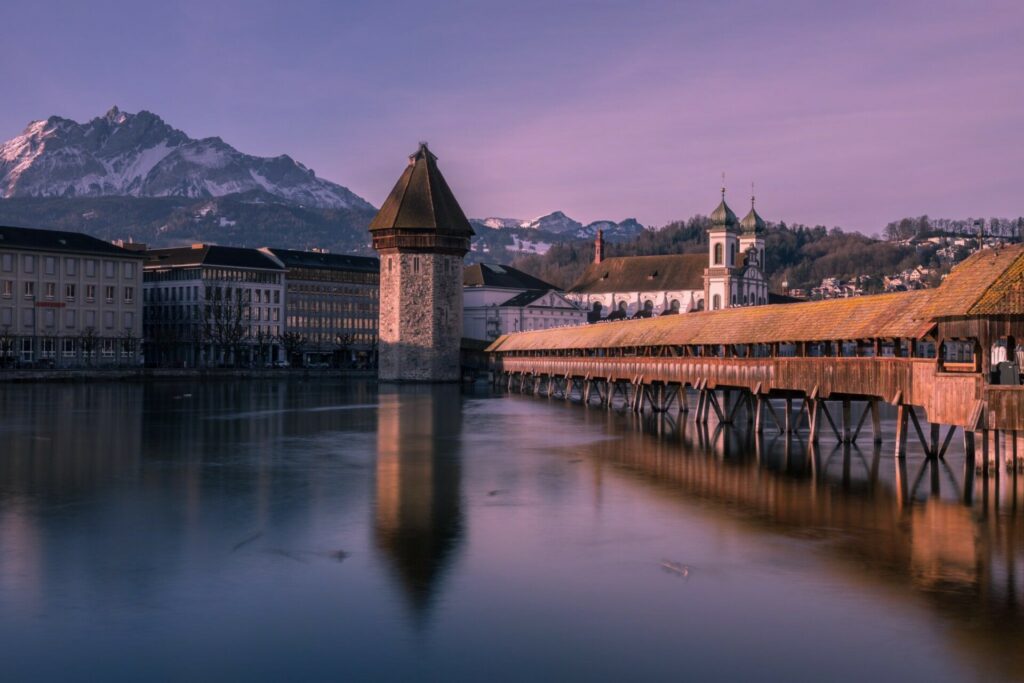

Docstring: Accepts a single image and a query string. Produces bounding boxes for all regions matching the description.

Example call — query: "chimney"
[594,229,605,264]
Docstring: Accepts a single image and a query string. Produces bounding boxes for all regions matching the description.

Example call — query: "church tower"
[739,192,768,306]
[703,186,739,310]
[369,143,474,382]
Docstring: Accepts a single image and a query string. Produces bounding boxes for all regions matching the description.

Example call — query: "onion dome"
[709,192,738,230]
[740,205,766,235]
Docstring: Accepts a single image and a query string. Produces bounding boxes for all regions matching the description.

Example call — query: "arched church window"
[713,243,723,265]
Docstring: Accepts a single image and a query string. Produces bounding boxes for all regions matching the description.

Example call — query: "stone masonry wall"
[378,251,463,382]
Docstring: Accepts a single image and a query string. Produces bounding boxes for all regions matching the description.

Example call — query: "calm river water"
[1,379,1023,681]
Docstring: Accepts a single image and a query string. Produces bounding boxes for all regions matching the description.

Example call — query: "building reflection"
[374,384,463,623]
[576,408,1024,680]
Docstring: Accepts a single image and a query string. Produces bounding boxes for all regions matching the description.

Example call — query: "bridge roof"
[487,245,1024,352]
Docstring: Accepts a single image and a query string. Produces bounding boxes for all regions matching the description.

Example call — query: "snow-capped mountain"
[472,212,646,240]
[0,106,373,210]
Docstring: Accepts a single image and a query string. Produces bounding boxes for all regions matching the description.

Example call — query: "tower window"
[713,243,723,265]
[414,257,420,273]
[712,294,721,310]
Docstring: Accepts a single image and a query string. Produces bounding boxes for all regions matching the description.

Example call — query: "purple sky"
[2,0,1021,232]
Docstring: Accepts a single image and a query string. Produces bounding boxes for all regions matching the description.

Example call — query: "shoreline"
[0,368,378,384]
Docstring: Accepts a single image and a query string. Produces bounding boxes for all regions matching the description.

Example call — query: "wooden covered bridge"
[486,246,1024,465]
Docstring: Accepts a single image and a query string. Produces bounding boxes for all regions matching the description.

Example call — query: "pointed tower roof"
[740,194,767,235]
[709,188,738,230]
[369,143,474,237]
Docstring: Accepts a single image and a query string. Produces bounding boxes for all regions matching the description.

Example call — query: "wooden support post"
[929,422,940,459]
[679,385,689,414]
[784,398,793,434]
[905,406,931,456]
[808,399,820,443]
[894,403,909,460]
[871,400,882,445]
[818,401,842,442]
[707,390,726,424]
[937,425,957,460]
[850,402,871,443]
[842,399,852,443]
[754,395,764,434]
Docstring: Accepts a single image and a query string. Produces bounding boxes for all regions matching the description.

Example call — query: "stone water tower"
[369,143,474,382]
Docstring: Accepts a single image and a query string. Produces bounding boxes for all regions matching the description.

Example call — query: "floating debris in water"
[231,531,263,553]
[660,560,690,578]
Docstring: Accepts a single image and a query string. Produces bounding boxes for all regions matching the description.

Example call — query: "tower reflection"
[374,384,463,623]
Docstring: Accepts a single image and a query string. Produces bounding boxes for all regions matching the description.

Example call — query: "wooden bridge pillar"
[894,403,909,459]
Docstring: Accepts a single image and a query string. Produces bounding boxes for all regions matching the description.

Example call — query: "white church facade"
[565,191,772,322]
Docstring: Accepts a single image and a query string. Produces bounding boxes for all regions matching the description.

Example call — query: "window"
[105,286,115,303]
[0,307,11,325]
[1,280,11,297]
[104,261,116,278]
[21,308,34,326]
[1,254,11,272]
[44,256,55,275]
[84,310,95,327]
[712,294,721,310]
[20,338,32,361]
[413,256,420,273]
[274,290,279,304]
[713,243,723,265]
[124,286,134,303]
[65,310,76,328]
[23,255,35,273]
[43,309,55,327]
[103,311,114,329]
[62,338,76,358]
[24,281,35,298]
[102,338,115,358]
[86,285,96,301]
[65,258,77,276]
[124,262,135,279]
[45,282,56,299]
[85,260,96,277]
[65,283,76,300]
[123,312,134,329]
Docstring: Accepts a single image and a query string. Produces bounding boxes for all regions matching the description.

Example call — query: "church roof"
[709,197,738,230]
[368,143,474,237]
[569,253,706,294]
[463,263,557,290]
[740,206,767,235]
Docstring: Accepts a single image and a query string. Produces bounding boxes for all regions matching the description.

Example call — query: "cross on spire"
[721,172,726,200]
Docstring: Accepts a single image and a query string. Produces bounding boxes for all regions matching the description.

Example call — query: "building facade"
[463,263,585,341]
[704,190,768,310]
[369,143,473,382]
[262,247,380,367]
[0,225,144,367]
[566,191,772,321]
[143,244,284,367]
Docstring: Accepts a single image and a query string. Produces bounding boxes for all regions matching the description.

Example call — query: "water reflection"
[2,381,1024,679]
[374,385,463,622]
[574,407,1024,679]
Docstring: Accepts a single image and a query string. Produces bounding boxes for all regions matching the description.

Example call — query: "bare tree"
[203,288,250,367]
[78,327,99,366]
[279,331,306,368]
[0,326,14,369]
[334,333,354,368]
[253,328,274,366]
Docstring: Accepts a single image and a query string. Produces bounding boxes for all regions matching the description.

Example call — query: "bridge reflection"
[569,406,1024,679]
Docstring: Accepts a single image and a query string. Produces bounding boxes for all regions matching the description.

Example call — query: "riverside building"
[0,225,145,367]
[463,263,585,341]
[261,247,380,367]
[142,244,284,367]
